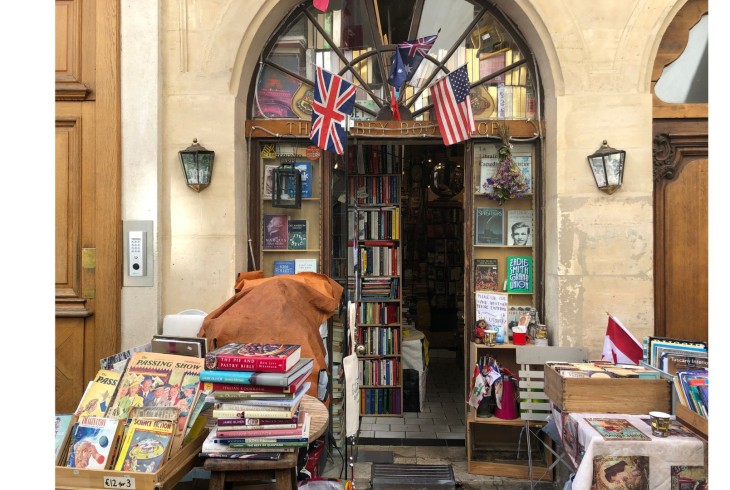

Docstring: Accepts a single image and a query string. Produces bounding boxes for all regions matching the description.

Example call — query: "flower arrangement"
[484,125,529,205]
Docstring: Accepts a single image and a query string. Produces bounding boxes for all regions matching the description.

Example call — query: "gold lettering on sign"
[299,122,309,135]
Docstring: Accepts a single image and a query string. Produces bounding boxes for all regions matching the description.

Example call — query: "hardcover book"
[263,164,277,199]
[201,371,309,394]
[475,207,504,245]
[474,258,499,291]
[199,357,314,387]
[273,260,296,276]
[65,416,123,469]
[214,382,310,411]
[506,210,533,246]
[151,335,207,358]
[263,214,289,250]
[505,255,533,293]
[74,369,122,417]
[287,219,308,250]
[113,418,177,472]
[584,418,651,441]
[294,258,318,273]
[205,342,302,373]
[294,161,313,198]
[216,412,310,439]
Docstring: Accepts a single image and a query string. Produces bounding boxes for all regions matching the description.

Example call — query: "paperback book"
[287,219,308,250]
[294,258,318,273]
[199,358,314,387]
[205,342,302,373]
[263,214,289,250]
[475,143,500,195]
[213,382,310,411]
[475,207,504,245]
[65,416,123,469]
[263,164,277,199]
[474,258,499,291]
[512,147,533,194]
[505,255,533,293]
[114,418,177,472]
[273,260,296,276]
[294,161,313,198]
[201,427,297,454]
[506,210,533,246]
[75,369,122,417]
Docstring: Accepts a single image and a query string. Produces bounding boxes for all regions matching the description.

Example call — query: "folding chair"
[515,346,587,488]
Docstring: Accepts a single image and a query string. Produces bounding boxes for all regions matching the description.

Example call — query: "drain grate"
[371,463,456,489]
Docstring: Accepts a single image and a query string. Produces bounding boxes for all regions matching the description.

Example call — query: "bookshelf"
[348,142,403,416]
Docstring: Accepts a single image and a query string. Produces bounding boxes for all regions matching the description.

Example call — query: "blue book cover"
[294,162,312,198]
[273,260,295,276]
[199,358,313,387]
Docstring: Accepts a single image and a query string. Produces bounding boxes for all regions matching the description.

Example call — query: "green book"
[505,255,533,293]
[288,219,307,250]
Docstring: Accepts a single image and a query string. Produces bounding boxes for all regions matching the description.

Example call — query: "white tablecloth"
[554,411,705,490]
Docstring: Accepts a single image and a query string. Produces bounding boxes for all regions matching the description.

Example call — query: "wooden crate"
[543,364,671,414]
[675,403,708,440]
[55,429,208,490]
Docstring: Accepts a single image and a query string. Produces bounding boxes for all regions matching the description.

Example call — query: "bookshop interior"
[54,1,711,489]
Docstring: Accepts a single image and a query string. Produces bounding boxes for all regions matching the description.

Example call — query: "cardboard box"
[55,429,208,490]
[543,363,671,414]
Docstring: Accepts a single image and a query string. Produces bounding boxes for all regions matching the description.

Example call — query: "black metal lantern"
[179,138,215,192]
[272,163,302,208]
[587,140,626,195]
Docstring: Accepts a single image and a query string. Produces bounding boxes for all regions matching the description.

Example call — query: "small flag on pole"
[601,315,643,365]
[387,34,438,89]
[429,65,475,146]
[313,0,329,12]
[390,86,401,121]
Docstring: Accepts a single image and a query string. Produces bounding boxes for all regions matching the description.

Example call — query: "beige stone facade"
[119,0,689,357]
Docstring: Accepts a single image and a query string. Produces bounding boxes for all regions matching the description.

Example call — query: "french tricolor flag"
[601,315,643,365]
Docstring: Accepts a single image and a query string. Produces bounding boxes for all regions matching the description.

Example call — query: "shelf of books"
[260,141,322,277]
[348,142,403,416]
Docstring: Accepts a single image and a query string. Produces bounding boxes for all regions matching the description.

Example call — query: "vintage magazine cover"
[65,416,122,470]
[584,418,651,441]
[670,465,708,490]
[113,418,176,472]
[592,455,649,490]
[55,414,75,465]
[74,369,122,417]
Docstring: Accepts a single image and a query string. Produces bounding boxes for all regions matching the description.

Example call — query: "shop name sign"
[250,120,518,138]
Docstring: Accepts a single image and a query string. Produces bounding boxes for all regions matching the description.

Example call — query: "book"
[201,427,297,454]
[74,369,122,417]
[474,258,499,291]
[287,219,308,250]
[263,214,289,250]
[200,451,287,459]
[65,416,123,469]
[475,144,500,194]
[201,370,309,394]
[151,335,207,358]
[512,148,533,194]
[214,382,310,411]
[113,418,177,472]
[294,161,313,198]
[99,343,152,373]
[584,417,651,441]
[212,407,300,419]
[506,210,533,246]
[205,342,302,373]
[216,415,299,426]
[475,207,504,245]
[55,414,75,465]
[263,164,277,199]
[216,413,310,439]
[199,357,314,387]
[592,455,649,489]
[505,255,533,293]
[294,258,318,273]
[215,423,298,433]
[107,351,205,454]
[273,260,296,276]
[671,465,708,489]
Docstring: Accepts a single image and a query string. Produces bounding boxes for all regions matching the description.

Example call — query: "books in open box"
[113,417,177,472]
[65,416,123,470]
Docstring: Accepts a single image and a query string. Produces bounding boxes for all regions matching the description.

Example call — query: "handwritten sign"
[475,291,508,333]
[104,476,136,489]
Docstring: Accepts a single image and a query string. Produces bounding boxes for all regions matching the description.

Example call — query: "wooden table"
[204,395,329,490]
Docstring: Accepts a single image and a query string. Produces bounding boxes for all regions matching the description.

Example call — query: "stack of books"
[199,342,315,459]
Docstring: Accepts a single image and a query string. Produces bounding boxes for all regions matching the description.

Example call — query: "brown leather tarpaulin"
[197,272,344,401]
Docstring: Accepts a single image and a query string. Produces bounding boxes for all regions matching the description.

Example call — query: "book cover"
[592,455,649,490]
[294,161,313,198]
[107,351,205,454]
[273,260,296,276]
[113,418,176,472]
[263,214,289,250]
[295,258,318,273]
[74,369,122,417]
[475,207,504,245]
[263,164,277,199]
[199,357,314,387]
[287,219,308,250]
[474,143,500,194]
[151,335,207,358]
[670,465,708,489]
[474,258,499,291]
[505,255,533,293]
[65,416,122,469]
[201,371,309,394]
[212,407,299,419]
[214,382,309,411]
[205,342,302,373]
[55,414,75,465]
[584,418,651,441]
[512,151,533,194]
[506,210,533,246]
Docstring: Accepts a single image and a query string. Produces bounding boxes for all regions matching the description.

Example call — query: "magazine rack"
[55,429,208,490]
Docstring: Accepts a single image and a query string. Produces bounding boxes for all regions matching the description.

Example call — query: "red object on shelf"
[513,332,527,345]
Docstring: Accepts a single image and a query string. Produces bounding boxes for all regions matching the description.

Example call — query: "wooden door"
[651,0,708,342]
[55,0,121,413]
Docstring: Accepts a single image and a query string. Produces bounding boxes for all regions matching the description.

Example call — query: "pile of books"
[198,341,315,459]
[56,351,210,471]
[547,361,662,379]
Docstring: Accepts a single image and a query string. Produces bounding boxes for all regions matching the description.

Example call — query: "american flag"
[429,65,475,146]
[310,66,356,155]
[387,34,438,88]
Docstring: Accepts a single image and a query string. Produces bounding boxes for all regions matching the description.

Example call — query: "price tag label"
[103,476,136,489]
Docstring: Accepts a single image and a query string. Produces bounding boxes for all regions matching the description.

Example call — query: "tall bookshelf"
[348,142,403,416]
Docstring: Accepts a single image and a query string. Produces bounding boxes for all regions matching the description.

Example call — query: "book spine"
[215,436,308,444]
[202,382,292,393]
[200,370,290,387]
[217,427,303,438]
[212,409,295,419]
[207,354,289,373]
[217,416,298,426]
[214,423,297,432]
[227,440,309,448]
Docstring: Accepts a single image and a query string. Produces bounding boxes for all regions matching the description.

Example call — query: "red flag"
[313,0,329,12]
[429,65,475,146]
[391,86,401,121]
[601,315,643,365]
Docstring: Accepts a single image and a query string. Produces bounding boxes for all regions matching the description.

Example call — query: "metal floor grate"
[371,463,456,489]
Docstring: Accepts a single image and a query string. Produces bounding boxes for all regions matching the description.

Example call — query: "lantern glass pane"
[589,156,607,188]
[181,153,199,184]
[198,153,213,184]
[605,153,623,186]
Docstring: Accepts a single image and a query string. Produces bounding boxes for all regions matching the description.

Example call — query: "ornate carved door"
[55,0,121,412]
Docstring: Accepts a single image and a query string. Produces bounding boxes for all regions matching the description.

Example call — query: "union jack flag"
[310,66,356,155]
[387,34,438,88]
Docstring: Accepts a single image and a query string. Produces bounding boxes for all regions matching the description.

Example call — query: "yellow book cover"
[74,369,122,417]
[113,418,176,472]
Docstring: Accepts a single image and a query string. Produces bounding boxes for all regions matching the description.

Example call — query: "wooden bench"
[204,452,298,490]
